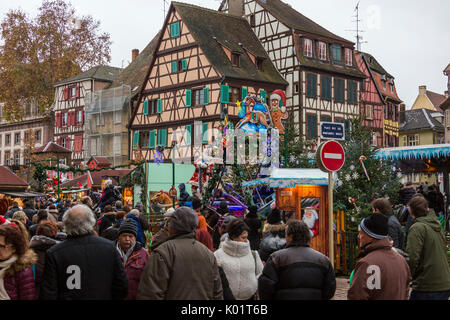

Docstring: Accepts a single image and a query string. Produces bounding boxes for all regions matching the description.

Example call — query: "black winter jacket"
[258,242,336,300]
[399,187,416,205]
[385,213,405,250]
[258,223,286,262]
[244,216,262,251]
[23,208,37,221]
[40,234,128,300]
[98,185,118,208]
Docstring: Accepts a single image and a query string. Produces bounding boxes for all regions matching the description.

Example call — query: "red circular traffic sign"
[319,141,345,172]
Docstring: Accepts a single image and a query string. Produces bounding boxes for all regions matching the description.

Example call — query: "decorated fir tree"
[334,118,402,231]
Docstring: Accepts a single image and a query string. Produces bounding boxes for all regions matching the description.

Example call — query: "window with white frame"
[345,48,353,66]
[62,112,68,126]
[407,134,420,146]
[390,83,394,93]
[14,152,20,165]
[318,42,327,60]
[113,135,122,155]
[304,39,313,57]
[14,133,21,145]
[365,105,373,119]
[77,110,83,123]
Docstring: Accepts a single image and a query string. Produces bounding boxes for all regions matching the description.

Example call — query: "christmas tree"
[334,118,402,231]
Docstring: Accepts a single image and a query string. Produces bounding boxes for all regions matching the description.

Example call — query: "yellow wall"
[399,130,435,147]
[411,95,435,111]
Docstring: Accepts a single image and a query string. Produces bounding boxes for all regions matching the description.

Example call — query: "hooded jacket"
[258,223,286,262]
[3,249,37,300]
[178,183,190,204]
[137,232,223,300]
[29,235,60,299]
[385,213,405,251]
[406,211,450,292]
[258,241,336,300]
[214,239,263,300]
[347,238,411,300]
[244,215,262,251]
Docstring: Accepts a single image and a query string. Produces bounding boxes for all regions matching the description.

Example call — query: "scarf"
[0,255,18,300]
[116,241,136,264]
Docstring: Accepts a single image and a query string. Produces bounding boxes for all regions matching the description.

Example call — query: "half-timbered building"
[219,0,366,146]
[356,52,402,147]
[53,65,122,165]
[129,2,287,163]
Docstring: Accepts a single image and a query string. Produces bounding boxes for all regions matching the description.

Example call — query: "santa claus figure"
[269,90,289,139]
[302,208,319,238]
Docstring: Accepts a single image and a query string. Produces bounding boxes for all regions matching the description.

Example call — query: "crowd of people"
[0,178,449,301]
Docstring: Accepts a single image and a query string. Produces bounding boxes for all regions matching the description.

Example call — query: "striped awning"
[242,168,329,189]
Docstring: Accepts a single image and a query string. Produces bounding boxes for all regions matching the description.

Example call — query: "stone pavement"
[332,277,350,300]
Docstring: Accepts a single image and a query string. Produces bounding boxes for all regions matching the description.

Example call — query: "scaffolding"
[84,85,131,167]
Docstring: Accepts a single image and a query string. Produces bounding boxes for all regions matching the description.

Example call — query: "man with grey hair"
[40,205,128,300]
[138,207,223,300]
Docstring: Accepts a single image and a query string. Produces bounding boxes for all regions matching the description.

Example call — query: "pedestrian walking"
[115,219,149,300]
[98,205,116,237]
[406,196,450,300]
[192,197,208,232]
[29,209,50,238]
[29,221,60,299]
[258,209,286,263]
[244,205,262,251]
[149,208,174,253]
[347,213,411,300]
[22,200,37,222]
[0,224,37,300]
[258,220,336,300]
[40,204,128,300]
[126,209,146,246]
[137,207,223,300]
[372,198,405,250]
[214,219,263,300]
[4,202,21,219]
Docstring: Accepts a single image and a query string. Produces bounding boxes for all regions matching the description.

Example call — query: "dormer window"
[318,42,327,60]
[256,58,264,71]
[231,53,240,67]
[304,39,313,57]
[345,48,353,66]
[332,44,342,64]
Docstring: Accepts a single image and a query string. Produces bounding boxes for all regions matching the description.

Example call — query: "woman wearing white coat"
[214,219,264,300]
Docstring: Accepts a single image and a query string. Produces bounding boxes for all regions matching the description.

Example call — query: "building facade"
[219,0,366,147]
[440,63,450,143]
[129,2,287,163]
[53,65,122,165]
[356,52,402,147]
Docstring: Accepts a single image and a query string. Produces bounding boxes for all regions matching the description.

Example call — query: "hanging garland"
[33,160,145,174]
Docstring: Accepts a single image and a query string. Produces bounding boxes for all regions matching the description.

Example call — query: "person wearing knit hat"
[347,212,412,300]
[259,208,286,263]
[168,207,198,234]
[115,218,149,300]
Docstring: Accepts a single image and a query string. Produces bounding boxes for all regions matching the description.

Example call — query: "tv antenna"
[346,1,368,52]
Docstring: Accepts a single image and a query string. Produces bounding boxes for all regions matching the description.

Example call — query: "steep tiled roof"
[59,173,89,189]
[400,109,444,132]
[55,65,122,87]
[108,32,161,99]
[426,90,446,111]
[360,52,393,79]
[89,156,111,166]
[33,142,72,154]
[173,2,287,86]
[440,97,450,111]
[88,169,133,187]
[0,166,29,188]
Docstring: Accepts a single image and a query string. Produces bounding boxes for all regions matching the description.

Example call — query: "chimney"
[419,85,427,96]
[228,0,244,17]
[132,49,139,62]
[399,104,406,124]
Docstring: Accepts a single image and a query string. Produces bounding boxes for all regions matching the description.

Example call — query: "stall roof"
[1,191,46,198]
[242,168,329,188]
[375,144,450,160]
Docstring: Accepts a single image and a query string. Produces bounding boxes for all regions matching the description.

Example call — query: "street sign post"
[316,140,345,267]
[320,122,345,141]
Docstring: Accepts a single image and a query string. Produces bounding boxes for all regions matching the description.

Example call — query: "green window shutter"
[186,90,192,107]
[321,76,331,100]
[333,45,341,63]
[172,61,177,73]
[321,116,332,123]
[202,123,209,144]
[241,87,248,101]
[133,131,139,149]
[306,74,317,98]
[157,99,162,113]
[182,59,187,71]
[260,89,267,103]
[186,125,192,146]
[143,100,149,115]
[158,129,167,146]
[170,22,180,37]
[335,79,344,103]
[149,130,156,149]
[203,87,209,105]
[307,114,317,139]
[220,85,229,104]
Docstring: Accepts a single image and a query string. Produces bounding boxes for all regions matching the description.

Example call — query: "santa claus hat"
[270,90,286,106]
[304,208,318,219]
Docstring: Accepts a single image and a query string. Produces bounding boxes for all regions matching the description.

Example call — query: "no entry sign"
[317,141,345,172]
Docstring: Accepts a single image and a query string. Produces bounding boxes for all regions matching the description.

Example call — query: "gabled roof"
[33,142,72,154]
[59,173,90,190]
[107,32,161,99]
[0,166,29,188]
[426,90,446,111]
[440,97,450,111]
[172,2,287,86]
[88,156,111,167]
[55,65,122,87]
[88,169,133,187]
[359,52,393,79]
[399,109,444,133]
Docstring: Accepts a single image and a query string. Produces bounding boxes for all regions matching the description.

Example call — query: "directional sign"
[320,122,345,140]
[316,141,345,172]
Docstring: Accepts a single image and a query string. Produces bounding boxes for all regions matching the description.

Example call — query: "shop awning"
[375,144,450,160]
[0,191,46,198]
[62,188,90,194]
[242,168,329,189]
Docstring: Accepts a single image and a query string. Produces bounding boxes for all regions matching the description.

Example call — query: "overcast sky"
[1,0,449,108]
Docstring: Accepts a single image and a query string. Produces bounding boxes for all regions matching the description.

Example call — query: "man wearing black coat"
[40,204,128,300]
[258,220,336,300]
[98,180,119,212]
[23,200,37,221]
